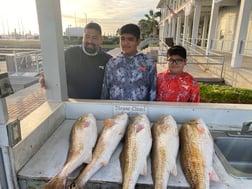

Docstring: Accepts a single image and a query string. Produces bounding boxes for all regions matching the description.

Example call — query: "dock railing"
[5,50,42,75]
[157,39,225,81]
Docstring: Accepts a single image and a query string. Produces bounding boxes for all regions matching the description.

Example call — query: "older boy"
[101,24,156,101]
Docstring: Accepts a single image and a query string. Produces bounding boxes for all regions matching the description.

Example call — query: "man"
[157,45,200,102]
[40,22,112,99]
[101,23,156,101]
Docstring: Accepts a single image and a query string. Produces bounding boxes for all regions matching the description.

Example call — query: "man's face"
[82,28,102,54]
[167,54,186,75]
[120,33,140,57]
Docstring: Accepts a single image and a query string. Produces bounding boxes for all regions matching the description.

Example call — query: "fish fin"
[140,160,148,176]
[119,129,125,135]
[119,148,125,178]
[82,121,90,128]
[84,153,92,164]
[209,169,219,181]
[136,124,144,133]
[102,159,110,166]
[42,176,66,189]
[171,164,177,176]
[197,125,205,134]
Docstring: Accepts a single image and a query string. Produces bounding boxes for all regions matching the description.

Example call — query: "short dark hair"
[167,45,187,59]
[120,24,140,39]
[85,22,102,35]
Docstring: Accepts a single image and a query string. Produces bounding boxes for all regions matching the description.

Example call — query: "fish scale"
[180,118,215,189]
[151,115,179,189]
[120,114,152,189]
[42,113,98,189]
[69,112,129,189]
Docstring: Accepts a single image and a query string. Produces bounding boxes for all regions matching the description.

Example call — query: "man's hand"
[39,72,47,89]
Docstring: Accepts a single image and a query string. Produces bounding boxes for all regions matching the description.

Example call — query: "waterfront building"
[156,0,252,68]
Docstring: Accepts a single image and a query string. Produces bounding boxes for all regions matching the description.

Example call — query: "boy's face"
[120,33,140,57]
[167,54,186,75]
[82,28,102,54]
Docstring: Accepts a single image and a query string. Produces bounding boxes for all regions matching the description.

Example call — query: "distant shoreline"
[0,39,41,49]
[0,39,118,51]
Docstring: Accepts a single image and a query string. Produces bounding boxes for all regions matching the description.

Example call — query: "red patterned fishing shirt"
[157,71,200,102]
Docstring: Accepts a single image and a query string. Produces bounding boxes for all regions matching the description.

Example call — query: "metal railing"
[198,38,252,56]
[12,50,42,74]
[211,39,234,53]
[157,39,225,79]
[241,40,252,56]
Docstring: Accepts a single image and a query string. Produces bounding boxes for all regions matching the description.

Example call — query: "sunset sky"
[0,0,159,36]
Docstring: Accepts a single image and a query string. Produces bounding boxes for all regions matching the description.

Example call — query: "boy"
[157,45,200,102]
[101,24,156,101]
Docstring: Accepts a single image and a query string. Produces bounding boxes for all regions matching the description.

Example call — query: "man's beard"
[84,43,97,54]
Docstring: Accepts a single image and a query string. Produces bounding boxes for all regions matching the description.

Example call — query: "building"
[156,0,252,68]
[64,27,84,37]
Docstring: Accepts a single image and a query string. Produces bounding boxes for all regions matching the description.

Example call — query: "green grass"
[200,83,252,104]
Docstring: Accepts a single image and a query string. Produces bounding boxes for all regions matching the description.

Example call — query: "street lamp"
[68,24,71,41]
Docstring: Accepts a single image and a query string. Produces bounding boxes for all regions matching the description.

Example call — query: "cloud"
[0,0,159,35]
[0,0,38,34]
[61,0,159,34]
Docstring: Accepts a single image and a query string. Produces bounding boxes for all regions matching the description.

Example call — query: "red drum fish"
[152,115,179,189]
[43,113,97,189]
[180,118,219,189]
[69,113,129,189]
[120,114,152,189]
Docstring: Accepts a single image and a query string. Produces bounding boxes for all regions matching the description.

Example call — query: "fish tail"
[122,179,135,189]
[42,176,66,189]
[72,160,101,188]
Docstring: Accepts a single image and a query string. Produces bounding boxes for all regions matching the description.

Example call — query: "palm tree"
[141,10,161,38]
[138,19,152,39]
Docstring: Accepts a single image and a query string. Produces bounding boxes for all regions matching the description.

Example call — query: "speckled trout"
[152,115,179,189]
[120,114,152,189]
[69,113,129,189]
[43,113,97,189]
[180,118,218,189]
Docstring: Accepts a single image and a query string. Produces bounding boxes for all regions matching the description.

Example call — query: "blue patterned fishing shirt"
[101,52,157,101]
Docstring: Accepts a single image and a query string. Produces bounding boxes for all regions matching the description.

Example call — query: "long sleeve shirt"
[157,71,200,102]
[65,46,111,99]
[101,52,156,101]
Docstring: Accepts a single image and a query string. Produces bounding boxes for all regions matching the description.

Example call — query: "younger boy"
[157,45,200,102]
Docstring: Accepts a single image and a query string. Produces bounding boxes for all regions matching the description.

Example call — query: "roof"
[156,0,165,8]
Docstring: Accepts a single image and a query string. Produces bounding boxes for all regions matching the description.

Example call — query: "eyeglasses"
[167,58,184,65]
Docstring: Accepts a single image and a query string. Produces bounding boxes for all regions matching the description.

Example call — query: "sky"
[0,0,160,36]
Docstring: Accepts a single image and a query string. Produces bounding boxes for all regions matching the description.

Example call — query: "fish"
[42,113,98,189]
[69,112,129,189]
[120,114,152,189]
[151,115,179,189]
[179,118,219,189]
